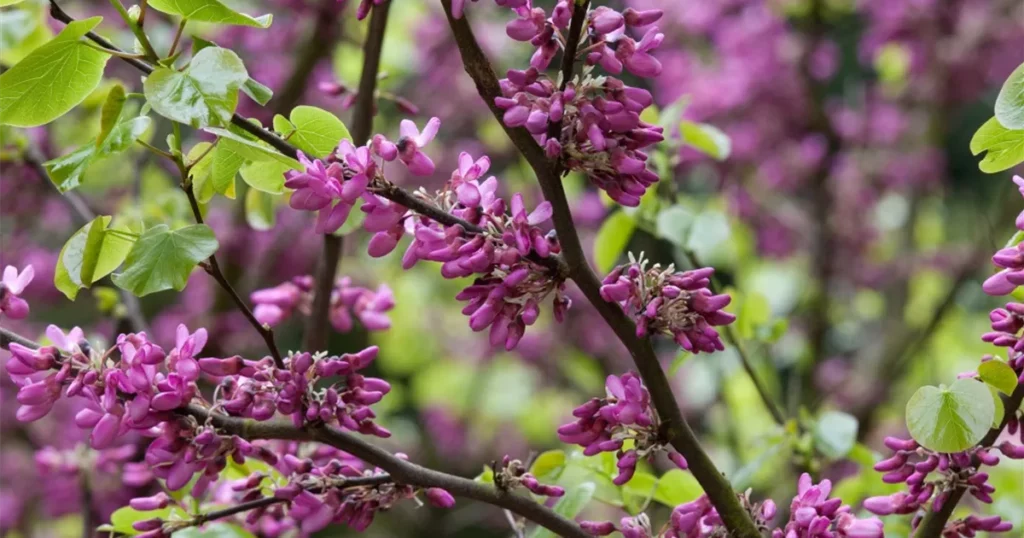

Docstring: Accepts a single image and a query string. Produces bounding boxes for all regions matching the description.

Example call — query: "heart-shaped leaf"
[112,224,218,296]
[995,62,1024,130]
[970,117,1024,174]
[147,0,272,28]
[144,47,248,128]
[45,115,152,192]
[0,17,110,127]
[905,378,995,453]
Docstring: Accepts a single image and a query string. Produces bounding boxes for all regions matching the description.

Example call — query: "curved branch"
[437,2,762,536]
[182,183,285,368]
[0,327,590,538]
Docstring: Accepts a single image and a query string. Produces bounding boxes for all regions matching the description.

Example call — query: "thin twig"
[105,0,160,62]
[167,18,188,58]
[182,182,285,368]
[303,0,391,352]
[0,327,590,538]
[681,249,787,426]
[439,2,762,536]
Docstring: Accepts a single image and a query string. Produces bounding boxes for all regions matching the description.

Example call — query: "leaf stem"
[167,18,188,59]
[106,0,160,62]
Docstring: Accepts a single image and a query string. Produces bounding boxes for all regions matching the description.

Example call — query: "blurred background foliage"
[1,0,1022,536]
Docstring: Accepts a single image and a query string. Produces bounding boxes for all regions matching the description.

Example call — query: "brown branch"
[187,497,286,528]
[681,249,787,426]
[438,2,762,536]
[303,0,391,352]
[269,0,344,115]
[182,183,284,368]
[0,327,590,538]
[796,0,843,414]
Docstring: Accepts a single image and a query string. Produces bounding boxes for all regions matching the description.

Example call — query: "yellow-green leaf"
[0,17,110,127]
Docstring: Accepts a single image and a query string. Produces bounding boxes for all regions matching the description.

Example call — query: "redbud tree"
[1,0,1023,537]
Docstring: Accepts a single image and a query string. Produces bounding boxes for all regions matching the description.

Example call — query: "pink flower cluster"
[982,176,1024,296]
[0,264,33,319]
[250,275,394,334]
[493,455,565,498]
[284,117,439,235]
[217,347,392,437]
[772,474,883,538]
[558,372,687,486]
[3,323,461,536]
[489,1,667,206]
[601,261,735,354]
[583,493,776,537]
[280,115,570,350]
[863,437,1015,534]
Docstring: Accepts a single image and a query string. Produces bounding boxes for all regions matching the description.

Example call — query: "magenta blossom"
[396,117,440,176]
[0,264,34,319]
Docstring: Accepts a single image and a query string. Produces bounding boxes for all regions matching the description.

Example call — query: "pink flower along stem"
[0,326,592,538]
[912,383,1024,537]
[438,2,762,537]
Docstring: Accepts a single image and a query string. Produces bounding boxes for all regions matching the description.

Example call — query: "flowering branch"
[438,2,762,536]
[0,326,592,538]
[304,0,391,352]
[911,383,1024,537]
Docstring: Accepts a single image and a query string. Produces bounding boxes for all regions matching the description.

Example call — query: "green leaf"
[995,62,1024,130]
[669,350,692,376]
[54,217,135,299]
[187,142,217,203]
[736,290,772,340]
[814,410,859,460]
[978,360,1019,395]
[1,5,54,66]
[239,160,290,194]
[244,187,276,230]
[529,450,567,483]
[191,36,271,105]
[242,78,273,106]
[147,0,272,28]
[990,385,1005,429]
[112,224,219,296]
[280,105,350,158]
[108,505,188,535]
[45,116,152,192]
[655,205,695,247]
[204,127,301,169]
[97,85,127,147]
[144,47,248,128]
[970,117,1024,173]
[0,0,25,6]
[680,120,731,161]
[906,378,996,453]
[528,482,595,538]
[594,210,636,273]
[654,469,702,506]
[0,17,110,127]
[621,471,658,514]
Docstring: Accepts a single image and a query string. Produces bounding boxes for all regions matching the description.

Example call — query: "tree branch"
[182,182,284,368]
[187,496,286,528]
[303,0,391,352]
[438,2,762,536]
[681,249,787,426]
[0,327,590,538]
[269,0,344,115]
